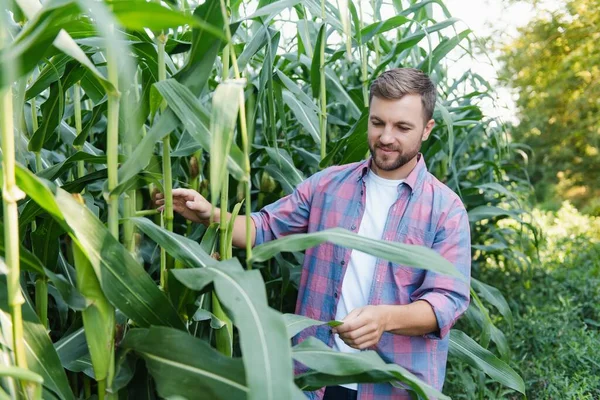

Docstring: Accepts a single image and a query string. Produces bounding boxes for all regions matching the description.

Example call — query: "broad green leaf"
[449,330,525,394]
[310,23,325,99]
[173,0,224,94]
[293,337,448,399]
[25,54,70,100]
[14,165,184,329]
[471,278,513,328]
[360,15,411,42]
[121,327,247,400]
[0,0,79,85]
[468,205,520,222]
[283,314,341,339]
[251,228,466,280]
[0,277,74,400]
[282,90,320,145]
[419,29,471,73]
[246,0,301,20]
[275,70,320,115]
[72,238,115,383]
[154,79,246,180]
[37,151,116,181]
[28,81,64,152]
[14,0,116,95]
[260,146,304,194]
[54,327,88,371]
[210,80,244,207]
[107,0,224,37]
[132,220,296,400]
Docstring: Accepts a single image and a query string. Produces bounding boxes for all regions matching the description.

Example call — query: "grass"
[446,203,600,399]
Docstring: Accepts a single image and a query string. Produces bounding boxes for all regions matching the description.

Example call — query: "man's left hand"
[333,305,389,350]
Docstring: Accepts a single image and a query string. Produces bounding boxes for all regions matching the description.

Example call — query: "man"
[156,68,471,399]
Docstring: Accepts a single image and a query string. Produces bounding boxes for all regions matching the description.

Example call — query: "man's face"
[367,94,434,174]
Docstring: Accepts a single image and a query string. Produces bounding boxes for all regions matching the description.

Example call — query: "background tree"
[499,0,600,214]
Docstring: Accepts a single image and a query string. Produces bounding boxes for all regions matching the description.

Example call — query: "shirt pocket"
[390,226,436,287]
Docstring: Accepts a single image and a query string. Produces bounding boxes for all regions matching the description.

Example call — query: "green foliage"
[0,0,534,398]
[499,0,600,211]
[446,203,600,399]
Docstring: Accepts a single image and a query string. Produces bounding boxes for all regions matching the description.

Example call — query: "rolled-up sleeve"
[411,201,471,339]
[250,175,315,246]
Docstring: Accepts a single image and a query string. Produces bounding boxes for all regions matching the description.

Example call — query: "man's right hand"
[155,188,213,224]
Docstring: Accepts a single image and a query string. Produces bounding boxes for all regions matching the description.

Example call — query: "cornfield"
[0,0,530,398]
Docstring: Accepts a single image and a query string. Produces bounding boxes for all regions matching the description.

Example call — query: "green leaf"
[173,0,224,94]
[131,220,296,400]
[360,15,411,43]
[25,54,70,100]
[283,314,341,339]
[468,205,520,222]
[120,327,247,400]
[107,0,225,38]
[28,81,64,152]
[13,0,116,96]
[210,80,244,205]
[293,337,448,399]
[246,0,301,20]
[15,165,185,329]
[72,238,115,382]
[154,79,246,180]
[275,70,320,116]
[471,278,513,328]
[54,327,89,372]
[282,90,320,145]
[449,330,525,394]
[251,228,466,280]
[419,29,471,73]
[0,276,74,400]
[310,23,325,99]
[0,0,79,85]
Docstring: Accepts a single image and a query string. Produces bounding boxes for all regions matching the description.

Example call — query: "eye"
[396,125,410,131]
[371,121,383,126]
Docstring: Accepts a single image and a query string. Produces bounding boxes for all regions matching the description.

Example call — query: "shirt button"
[334,292,338,298]
[341,260,345,266]
[350,224,356,230]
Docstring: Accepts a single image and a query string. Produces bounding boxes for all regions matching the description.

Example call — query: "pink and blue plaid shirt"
[251,155,471,399]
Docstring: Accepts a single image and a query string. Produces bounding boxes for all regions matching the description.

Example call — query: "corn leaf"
[132,219,296,400]
[120,327,247,400]
[449,330,526,394]
[251,228,466,280]
[292,337,448,399]
[14,165,185,329]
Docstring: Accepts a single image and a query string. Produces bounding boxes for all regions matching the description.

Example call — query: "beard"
[368,142,420,172]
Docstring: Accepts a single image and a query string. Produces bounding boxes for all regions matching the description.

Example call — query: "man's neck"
[371,155,418,180]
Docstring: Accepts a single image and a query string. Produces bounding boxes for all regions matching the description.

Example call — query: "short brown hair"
[369,68,437,122]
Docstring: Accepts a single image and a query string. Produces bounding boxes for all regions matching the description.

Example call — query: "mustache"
[376,144,400,152]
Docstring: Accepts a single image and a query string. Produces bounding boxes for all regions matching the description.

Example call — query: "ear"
[421,119,435,141]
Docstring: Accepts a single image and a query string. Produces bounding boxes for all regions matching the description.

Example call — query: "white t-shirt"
[333,170,404,390]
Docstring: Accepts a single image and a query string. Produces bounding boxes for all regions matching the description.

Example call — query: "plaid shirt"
[251,155,471,399]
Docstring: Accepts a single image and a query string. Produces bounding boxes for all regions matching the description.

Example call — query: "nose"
[379,125,394,145]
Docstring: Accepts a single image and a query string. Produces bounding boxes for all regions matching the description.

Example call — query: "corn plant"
[0,0,530,398]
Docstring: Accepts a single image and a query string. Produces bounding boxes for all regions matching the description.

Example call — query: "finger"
[336,308,366,334]
[172,188,199,201]
[344,332,378,349]
[156,199,165,205]
[155,193,164,200]
[157,206,164,212]
[339,324,373,342]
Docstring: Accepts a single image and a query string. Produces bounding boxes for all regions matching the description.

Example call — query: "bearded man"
[157,68,471,399]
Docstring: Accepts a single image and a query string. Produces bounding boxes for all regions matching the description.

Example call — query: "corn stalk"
[0,39,28,397]
[319,0,328,160]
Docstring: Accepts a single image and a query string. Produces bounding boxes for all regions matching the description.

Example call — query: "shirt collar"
[357,153,427,194]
